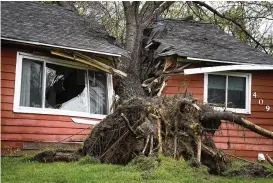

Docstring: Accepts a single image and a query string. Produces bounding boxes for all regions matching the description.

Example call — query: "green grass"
[1,155,272,183]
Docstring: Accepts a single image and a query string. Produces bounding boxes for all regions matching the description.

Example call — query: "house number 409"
[253,92,270,112]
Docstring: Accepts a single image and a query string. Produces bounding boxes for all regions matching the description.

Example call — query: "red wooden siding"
[163,74,204,102]
[162,71,273,161]
[1,48,99,155]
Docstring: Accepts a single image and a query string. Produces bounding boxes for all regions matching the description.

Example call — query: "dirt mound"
[227,163,273,178]
[82,95,228,174]
[33,149,81,163]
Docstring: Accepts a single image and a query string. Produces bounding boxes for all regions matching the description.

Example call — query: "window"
[14,52,113,119]
[204,72,251,114]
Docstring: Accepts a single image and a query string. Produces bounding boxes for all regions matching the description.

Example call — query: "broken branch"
[266,154,273,166]
[193,1,268,54]
[201,112,273,139]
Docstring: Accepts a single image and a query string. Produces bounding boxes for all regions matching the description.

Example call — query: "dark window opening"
[45,63,88,113]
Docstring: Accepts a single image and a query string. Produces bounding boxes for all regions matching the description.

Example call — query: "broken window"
[19,58,108,115]
[45,63,89,113]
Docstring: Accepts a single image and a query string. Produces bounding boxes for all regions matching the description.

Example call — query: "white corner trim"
[203,72,252,114]
[1,37,121,57]
[184,64,273,75]
[71,118,101,125]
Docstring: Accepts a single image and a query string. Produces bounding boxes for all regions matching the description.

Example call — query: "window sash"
[14,52,112,119]
[204,72,251,114]
[208,74,247,108]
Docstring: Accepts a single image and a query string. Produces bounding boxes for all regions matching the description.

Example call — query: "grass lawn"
[1,155,272,183]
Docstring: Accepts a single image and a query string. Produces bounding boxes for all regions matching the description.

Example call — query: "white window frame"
[204,72,252,114]
[13,52,114,119]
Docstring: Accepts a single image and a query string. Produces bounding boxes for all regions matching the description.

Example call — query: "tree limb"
[193,1,269,54]
[201,112,273,139]
[141,1,175,27]
[266,154,273,166]
[122,1,131,10]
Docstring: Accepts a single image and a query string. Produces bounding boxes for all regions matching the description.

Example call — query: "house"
[1,2,127,154]
[142,19,273,161]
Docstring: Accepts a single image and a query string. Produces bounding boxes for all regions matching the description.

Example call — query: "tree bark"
[115,2,145,99]
[116,1,174,99]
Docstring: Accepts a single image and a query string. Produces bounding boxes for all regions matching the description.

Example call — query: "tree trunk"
[116,2,145,99]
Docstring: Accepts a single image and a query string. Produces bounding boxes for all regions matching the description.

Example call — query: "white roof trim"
[187,57,250,65]
[184,64,273,75]
[1,37,121,57]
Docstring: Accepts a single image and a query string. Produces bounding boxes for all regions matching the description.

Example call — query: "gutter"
[184,64,273,75]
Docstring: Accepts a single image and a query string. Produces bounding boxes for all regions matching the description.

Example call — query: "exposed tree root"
[33,95,273,176]
[82,95,229,174]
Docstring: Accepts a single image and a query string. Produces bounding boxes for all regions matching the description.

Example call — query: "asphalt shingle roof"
[1,1,128,57]
[149,19,273,65]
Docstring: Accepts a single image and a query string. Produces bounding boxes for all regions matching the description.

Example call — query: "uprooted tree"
[34,95,273,175]
[81,95,273,174]
[33,1,273,175]
[55,1,273,99]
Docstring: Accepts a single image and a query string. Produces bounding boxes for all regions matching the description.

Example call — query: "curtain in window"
[89,71,107,115]
[20,59,31,106]
[20,59,43,107]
